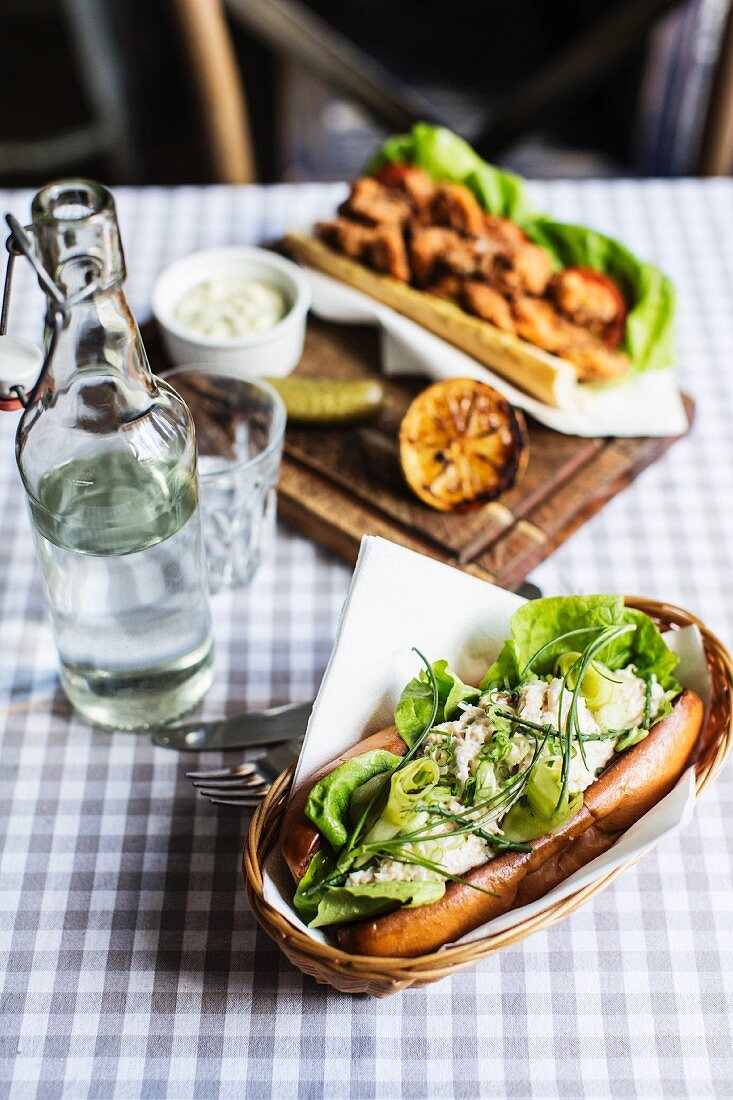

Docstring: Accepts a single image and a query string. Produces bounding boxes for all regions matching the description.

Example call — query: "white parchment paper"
[262,537,709,949]
[303,268,689,439]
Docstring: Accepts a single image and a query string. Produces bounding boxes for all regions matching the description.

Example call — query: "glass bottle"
[15,180,214,729]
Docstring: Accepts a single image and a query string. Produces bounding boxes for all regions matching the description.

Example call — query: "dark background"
[1,0,731,187]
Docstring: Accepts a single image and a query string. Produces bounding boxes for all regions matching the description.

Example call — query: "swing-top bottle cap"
[0,335,43,411]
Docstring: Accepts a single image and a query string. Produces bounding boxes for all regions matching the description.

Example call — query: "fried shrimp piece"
[373,163,437,215]
[462,280,516,332]
[316,217,370,259]
[551,267,627,348]
[430,182,486,236]
[482,214,530,250]
[512,296,580,353]
[369,225,411,281]
[409,227,475,285]
[485,248,553,297]
[428,274,464,301]
[512,295,629,380]
[397,167,437,213]
[315,218,410,281]
[553,268,619,324]
[409,227,506,286]
[409,227,459,285]
[508,242,554,296]
[478,216,553,295]
[561,340,630,381]
[338,177,412,228]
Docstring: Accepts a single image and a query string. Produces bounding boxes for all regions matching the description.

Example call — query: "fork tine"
[206,791,270,807]
[190,773,266,790]
[186,762,256,780]
[194,781,268,798]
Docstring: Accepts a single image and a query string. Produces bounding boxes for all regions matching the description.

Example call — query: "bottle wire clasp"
[0,215,102,411]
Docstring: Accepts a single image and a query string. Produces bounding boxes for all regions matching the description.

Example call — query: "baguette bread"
[284,231,579,409]
[280,689,703,958]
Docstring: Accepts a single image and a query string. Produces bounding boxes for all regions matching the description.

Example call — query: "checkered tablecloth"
[1,181,732,1100]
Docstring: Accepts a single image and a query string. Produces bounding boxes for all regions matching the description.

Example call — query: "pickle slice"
[266,377,384,425]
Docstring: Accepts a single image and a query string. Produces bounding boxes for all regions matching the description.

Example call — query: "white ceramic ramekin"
[151,246,311,377]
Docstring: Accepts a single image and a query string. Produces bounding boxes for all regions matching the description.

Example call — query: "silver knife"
[151,700,312,752]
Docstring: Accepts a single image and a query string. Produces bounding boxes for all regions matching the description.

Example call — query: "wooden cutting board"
[144,320,693,592]
[278,320,692,590]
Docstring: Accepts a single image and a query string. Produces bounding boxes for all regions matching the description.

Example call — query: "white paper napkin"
[262,537,710,949]
[304,268,689,439]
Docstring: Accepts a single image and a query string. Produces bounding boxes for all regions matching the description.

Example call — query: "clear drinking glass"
[163,368,286,592]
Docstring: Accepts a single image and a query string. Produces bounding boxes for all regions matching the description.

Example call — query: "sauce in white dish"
[174,277,288,339]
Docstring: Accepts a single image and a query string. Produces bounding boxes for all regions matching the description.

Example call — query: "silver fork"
[187,738,302,807]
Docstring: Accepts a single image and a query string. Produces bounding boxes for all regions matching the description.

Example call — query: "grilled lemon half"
[399,378,527,512]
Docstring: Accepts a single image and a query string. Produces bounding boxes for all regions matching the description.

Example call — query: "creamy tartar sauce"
[174,277,287,338]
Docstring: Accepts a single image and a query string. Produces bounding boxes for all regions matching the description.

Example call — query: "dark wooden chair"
[171,0,256,183]
[219,0,733,177]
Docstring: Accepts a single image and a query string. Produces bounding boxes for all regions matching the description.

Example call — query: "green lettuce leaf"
[293,849,336,925]
[480,595,680,695]
[362,757,440,845]
[309,878,446,929]
[480,639,519,692]
[395,659,480,746]
[367,123,675,376]
[502,790,583,843]
[304,749,401,851]
[502,757,583,842]
[347,771,390,833]
[481,594,622,688]
[613,726,649,753]
[608,608,680,691]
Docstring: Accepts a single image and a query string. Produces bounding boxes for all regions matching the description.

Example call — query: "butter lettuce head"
[480,594,680,694]
[368,123,675,376]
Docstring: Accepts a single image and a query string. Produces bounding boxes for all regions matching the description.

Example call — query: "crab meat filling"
[346,667,663,889]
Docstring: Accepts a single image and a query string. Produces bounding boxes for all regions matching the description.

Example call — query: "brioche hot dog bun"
[280,690,702,958]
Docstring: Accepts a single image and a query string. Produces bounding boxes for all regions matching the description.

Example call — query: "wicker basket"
[243,598,733,997]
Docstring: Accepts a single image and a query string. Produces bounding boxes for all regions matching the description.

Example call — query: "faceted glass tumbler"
[163,368,286,592]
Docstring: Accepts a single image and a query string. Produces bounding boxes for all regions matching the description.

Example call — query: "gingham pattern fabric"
[0,182,732,1100]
